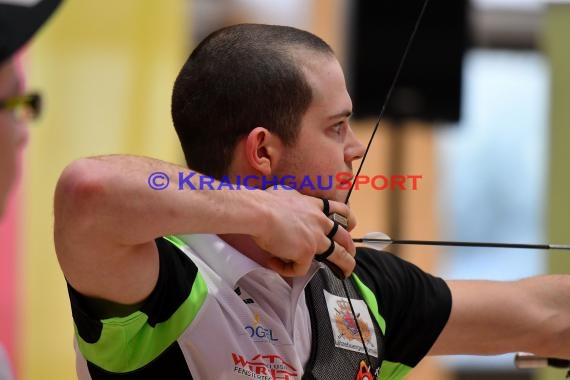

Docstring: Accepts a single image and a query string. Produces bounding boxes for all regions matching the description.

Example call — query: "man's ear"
[244,127,283,176]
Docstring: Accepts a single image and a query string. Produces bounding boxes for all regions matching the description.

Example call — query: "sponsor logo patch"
[232,353,299,379]
[244,314,279,343]
[323,290,379,357]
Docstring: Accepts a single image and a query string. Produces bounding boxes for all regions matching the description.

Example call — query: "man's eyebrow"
[327,110,352,120]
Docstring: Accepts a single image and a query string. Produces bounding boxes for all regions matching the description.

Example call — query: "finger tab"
[329,213,348,229]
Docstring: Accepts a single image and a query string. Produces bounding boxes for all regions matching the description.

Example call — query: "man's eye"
[332,122,344,134]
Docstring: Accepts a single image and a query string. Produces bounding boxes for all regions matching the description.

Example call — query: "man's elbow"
[54,158,108,237]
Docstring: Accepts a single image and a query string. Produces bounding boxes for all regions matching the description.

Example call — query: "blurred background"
[0,0,568,379]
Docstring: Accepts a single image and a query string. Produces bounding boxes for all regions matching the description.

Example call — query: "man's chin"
[312,190,348,204]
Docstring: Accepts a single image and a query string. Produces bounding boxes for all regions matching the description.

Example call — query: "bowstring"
[340,0,431,373]
[344,0,430,204]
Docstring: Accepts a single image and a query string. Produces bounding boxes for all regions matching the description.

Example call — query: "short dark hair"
[171,23,334,178]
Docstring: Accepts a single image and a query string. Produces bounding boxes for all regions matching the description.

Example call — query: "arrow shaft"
[354,238,570,250]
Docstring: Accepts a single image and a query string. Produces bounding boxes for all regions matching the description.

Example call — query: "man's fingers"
[321,198,330,216]
[258,193,357,279]
[314,238,336,262]
[315,240,356,279]
[325,200,357,232]
[346,212,357,232]
[327,200,349,220]
[331,222,356,256]
[326,221,340,240]
[314,223,356,278]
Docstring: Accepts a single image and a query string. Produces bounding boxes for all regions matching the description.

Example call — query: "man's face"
[274,54,365,202]
[0,60,28,217]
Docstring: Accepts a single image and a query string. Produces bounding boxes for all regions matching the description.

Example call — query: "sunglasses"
[0,93,42,122]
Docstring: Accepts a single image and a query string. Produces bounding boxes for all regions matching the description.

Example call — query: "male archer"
[54,24,570,379]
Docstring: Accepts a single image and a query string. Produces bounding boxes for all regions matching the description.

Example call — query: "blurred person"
[54,24,569,379]
[0,0,62,215]
[0,0,63,378]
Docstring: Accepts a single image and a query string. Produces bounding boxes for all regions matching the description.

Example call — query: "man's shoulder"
[353,246,447,294]
[354,246,405,269]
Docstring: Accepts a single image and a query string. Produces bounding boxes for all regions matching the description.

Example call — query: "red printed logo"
[232,353,299,380]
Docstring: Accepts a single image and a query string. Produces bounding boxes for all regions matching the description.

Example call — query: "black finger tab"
[315,239,335,262]
[321,198,330,216]
[326,221,339,239]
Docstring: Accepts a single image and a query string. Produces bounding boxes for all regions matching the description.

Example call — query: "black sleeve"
[68,237,199,343]
[353,247,452,367]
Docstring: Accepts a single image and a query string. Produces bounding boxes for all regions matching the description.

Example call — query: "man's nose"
[345,128,366,162]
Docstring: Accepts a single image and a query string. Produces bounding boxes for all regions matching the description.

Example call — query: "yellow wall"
[539,3,570,379]
[23,1,185,378]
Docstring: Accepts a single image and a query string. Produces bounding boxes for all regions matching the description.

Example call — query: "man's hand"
[252,186,356,278]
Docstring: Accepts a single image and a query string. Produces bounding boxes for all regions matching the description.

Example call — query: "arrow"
[354,232,570,251]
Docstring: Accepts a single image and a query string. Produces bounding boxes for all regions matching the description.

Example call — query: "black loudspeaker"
[350,0,468,123]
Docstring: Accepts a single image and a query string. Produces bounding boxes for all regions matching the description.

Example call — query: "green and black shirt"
[68,234,451,379]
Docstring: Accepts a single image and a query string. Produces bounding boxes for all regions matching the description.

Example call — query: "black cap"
[0,0,63,64]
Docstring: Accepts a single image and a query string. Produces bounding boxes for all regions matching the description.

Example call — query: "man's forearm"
[431,275,570,358]
[55,155,271,246]
[54,154,356,303]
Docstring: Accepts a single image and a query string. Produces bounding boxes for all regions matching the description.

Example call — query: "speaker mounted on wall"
[349,0,469,123]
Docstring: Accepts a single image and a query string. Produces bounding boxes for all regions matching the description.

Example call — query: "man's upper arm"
[69,237,205,374]
[54,158,160,305]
